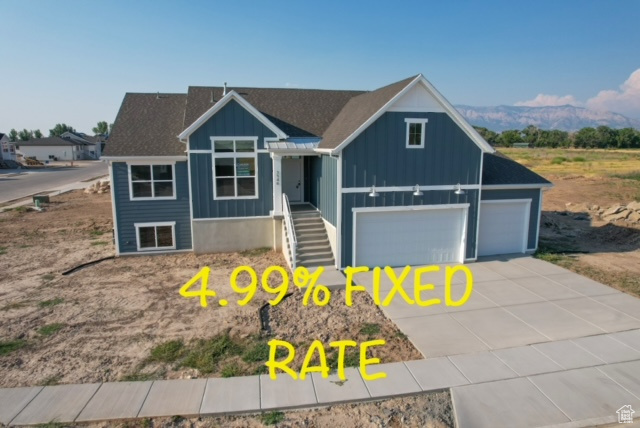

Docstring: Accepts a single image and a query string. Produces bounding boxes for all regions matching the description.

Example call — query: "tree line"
[6,121,112,142]
[474,125,640,149]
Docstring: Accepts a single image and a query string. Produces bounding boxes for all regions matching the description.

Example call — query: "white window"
[405,118,428,148]
[134,222,176,251]
[128,163,176,200]
[211,138,258,199]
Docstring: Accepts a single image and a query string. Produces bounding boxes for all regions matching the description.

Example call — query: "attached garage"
[353,204,468,267]
[478,199,531,256]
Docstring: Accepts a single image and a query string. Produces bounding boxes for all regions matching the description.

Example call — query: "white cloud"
[513,68,640,119]
[515,93,581,107]
[586,68,640,117]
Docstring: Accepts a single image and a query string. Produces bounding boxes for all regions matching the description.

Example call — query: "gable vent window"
[128,163,176,200]
[212,138,258,199]
[405,118,428,149]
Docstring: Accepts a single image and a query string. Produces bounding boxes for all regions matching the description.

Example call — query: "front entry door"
[282,157,302,202]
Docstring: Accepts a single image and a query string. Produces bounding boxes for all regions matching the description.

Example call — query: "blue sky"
[1,0,639,134]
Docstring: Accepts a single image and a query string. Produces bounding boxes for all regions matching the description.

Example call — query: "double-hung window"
[128,163,176,200]
[212,138,258,199]
[134,222,175,251]
[405,118,428,148]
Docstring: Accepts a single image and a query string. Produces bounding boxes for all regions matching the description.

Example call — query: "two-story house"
[102,74,551,269]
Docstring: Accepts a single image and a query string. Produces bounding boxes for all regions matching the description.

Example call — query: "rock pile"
[84,179,110,194]
[588,202,640,224]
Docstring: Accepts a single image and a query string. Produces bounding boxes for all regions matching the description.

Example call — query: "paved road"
[0,161,108,204]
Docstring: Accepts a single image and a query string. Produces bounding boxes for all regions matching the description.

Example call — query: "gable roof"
[482,152,551,186]
[16,137,87,147]
[103,93,187,157]
[183,86,364,138]
[318,75,495,153]
[318,75,418,150]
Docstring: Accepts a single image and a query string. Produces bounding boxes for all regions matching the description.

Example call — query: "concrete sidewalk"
[1,330,639,426]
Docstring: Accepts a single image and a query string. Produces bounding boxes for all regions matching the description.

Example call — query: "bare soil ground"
[82,392,452,428]
[0,190,421,388]
[521,152,640,297]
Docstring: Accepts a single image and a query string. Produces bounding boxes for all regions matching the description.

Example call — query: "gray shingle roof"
[482,152,551,185]
[103,93,187,157]
[16,137,86,147]
[184,87,364,138]
[317,75,418,149]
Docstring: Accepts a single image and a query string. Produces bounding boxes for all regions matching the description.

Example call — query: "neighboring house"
[61,131,105,159]
[102,74,551,269]
[0,133,17,161]
[16,133,103,161]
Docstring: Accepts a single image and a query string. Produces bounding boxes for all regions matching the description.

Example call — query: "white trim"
[127,163,177,201]
[178,90,288,140]
[134,221,176,251]
[482,183,553,190]
[336,152,342,269]
[102,156,186,161]
[108,162,121,256]
[264,137,279,150]
[192,215,273,221]
[342,184,481,194]
[186,140,195,251]
[272,153,283,215]
[314,148,333,154]
[352,203,470,214]
[328,75,495,154]
[211,137,259,200]
[535,188,543,251]
[475,151,484,261]
[405,118,428,149]
[120,248,192,256]
[479,199,531,254]
[352,203,469,266]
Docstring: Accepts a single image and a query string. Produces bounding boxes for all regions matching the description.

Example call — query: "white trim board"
[178,90,288,141]
[108,162,121,256]
[103,156,187,162]
[192,215,273,222]
[134,221,177,252]
[342,184,481,193]
[482,183,553,190]
[328,75,495,155]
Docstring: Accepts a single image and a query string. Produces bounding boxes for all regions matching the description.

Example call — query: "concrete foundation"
[192,217,281,254]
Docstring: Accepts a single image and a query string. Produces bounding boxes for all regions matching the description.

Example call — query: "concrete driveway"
[354,256,640,427]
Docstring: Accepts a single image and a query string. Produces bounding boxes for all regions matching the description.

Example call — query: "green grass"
[358,323,381,337]
[611,171,640,181]
[90,241,108,246]
[90,230,105,237]
[572,156,586,162]
[41,274,55,282]
[261,411,285,425]
[550,156,568,165]
[39,298,64,308]
[239,247,271,257]
[149,340,185,363]
[242,341,270,363]
[221,362,242,377]
[120,370,164,382]
[0,339,26,355]
[2,301,28,311]
[38,323,65,336]
[41,375,62,386]
[0,246,6,255]
[182,333,243,374]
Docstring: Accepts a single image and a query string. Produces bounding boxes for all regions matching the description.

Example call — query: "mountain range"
[454,104,640,132]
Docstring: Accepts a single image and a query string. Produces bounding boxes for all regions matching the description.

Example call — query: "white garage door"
[478,200,531,256]
[354,206,467,267]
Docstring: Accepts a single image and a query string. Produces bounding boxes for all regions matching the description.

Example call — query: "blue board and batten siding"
[340,112,483,267]
[189,99,276,218]
[309,155,338,226]
[481,189,541,250]
[341,112,482,187]
[112,162,192,253]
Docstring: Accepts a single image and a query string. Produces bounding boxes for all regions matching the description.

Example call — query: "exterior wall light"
[368,186,379,197]
[454,183,465,195]
[413,184,423,196]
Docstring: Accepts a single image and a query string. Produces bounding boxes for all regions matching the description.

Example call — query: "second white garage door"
[478,199,531,256]
[354,205,468,267]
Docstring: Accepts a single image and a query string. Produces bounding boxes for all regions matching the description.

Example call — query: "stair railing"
[282,193,298,270]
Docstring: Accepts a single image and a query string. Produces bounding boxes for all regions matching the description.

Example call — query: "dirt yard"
[502,148,640,297]
[81,392,453,428]
[0,190,421,388]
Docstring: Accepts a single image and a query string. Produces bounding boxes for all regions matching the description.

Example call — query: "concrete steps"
[289,210,335,267]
